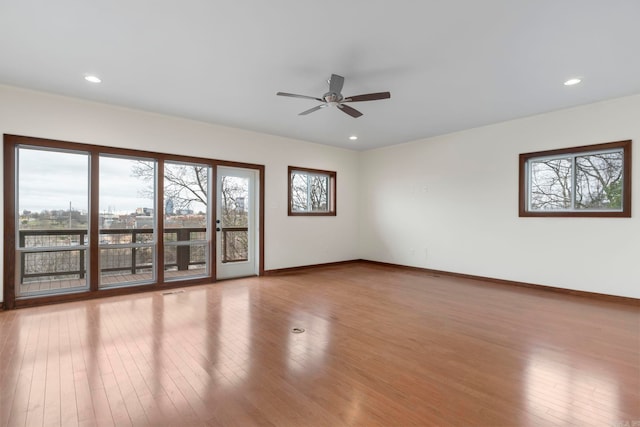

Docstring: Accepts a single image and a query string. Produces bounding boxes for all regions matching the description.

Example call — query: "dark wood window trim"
[288,166,337,216]
[3,134,265,309]
[519,140,632,217]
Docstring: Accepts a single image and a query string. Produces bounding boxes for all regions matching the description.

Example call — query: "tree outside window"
[519,140,631,217]
[288,167,336,216]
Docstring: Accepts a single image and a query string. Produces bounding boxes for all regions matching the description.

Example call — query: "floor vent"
[161,289,185,295]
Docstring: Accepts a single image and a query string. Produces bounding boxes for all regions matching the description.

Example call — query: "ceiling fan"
[277,74,390,118]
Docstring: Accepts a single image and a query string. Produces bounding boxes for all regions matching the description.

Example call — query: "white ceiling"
[1,0,640,150]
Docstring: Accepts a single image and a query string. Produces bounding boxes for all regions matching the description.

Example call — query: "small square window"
[288,166,336,216]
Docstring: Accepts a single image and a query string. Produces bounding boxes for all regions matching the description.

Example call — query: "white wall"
[2,85,639,302]
[359,93,640,298]
[0,85,361,302]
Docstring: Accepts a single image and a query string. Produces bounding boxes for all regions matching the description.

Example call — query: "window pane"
[221,175,249,227]
[310,175,329,211]
[164,244,208,279]
[291,172,329,212]
[222,230,248,263]
[99,156,156,288]
[575,151,624,210]
[17,147,90,296]
[220,176,249,262]
[291,173,309,212]
[99,247,154,286]
[164,162,209,280]
[19,249,87,295]
[529,158,572,210]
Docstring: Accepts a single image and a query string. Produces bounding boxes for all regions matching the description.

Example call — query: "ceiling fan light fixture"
[564,78,582,86]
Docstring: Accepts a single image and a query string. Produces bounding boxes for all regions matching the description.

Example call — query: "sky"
[18,148,154,214]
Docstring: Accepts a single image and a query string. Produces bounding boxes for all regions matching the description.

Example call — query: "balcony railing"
[19,227,208,283]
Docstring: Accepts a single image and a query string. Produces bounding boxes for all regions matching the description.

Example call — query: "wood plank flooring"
[0,262,638,426]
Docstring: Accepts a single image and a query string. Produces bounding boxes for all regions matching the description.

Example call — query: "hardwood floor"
[0,262,638,426]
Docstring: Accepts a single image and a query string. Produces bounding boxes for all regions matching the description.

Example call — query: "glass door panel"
[216,167,257,279]
[163,162,210,281]
[16,147,90,297]
[98,156,156,288]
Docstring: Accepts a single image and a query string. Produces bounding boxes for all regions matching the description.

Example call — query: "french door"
[216,166,259,279]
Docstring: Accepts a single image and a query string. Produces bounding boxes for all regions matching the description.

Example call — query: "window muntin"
[288,166,336,216]
[520,140,631,217]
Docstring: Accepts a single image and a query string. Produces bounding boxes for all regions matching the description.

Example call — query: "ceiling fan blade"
[343,92,391,102]
[329,74,344,94]
[337,104,363,118]
[277,92,323,102]
[298,104,328,115]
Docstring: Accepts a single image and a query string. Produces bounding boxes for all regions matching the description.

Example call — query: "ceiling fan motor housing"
[324,92,343,105]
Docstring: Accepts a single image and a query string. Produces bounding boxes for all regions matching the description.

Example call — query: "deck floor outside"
[0,263,638,426]
[18,269,205,295]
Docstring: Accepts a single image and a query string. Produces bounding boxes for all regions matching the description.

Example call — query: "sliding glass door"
[14,148,214,296]
[5,134,263,307]
[163,161,211,281]
[99,155,157,288]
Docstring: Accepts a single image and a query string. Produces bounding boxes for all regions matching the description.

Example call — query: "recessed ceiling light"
[564,78,582,86]
[349,136,358,140]
[84,75,102,83]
